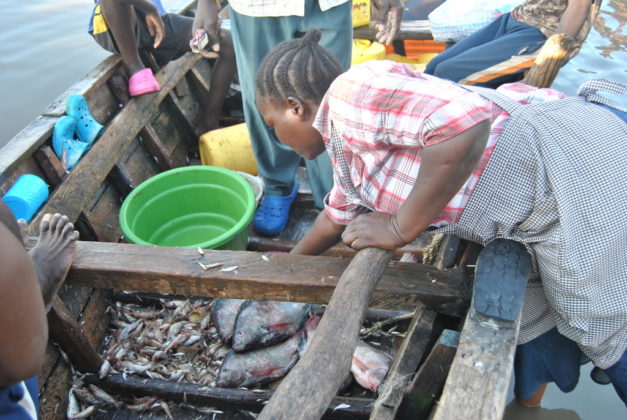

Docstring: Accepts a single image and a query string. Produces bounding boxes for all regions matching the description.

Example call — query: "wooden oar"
[433,239,530,419]
[257,247,394,420]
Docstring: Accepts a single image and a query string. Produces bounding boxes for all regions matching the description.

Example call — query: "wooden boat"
[0,1,575,418]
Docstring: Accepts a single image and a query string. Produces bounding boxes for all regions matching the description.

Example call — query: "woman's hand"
[372,0,404,45]
[191,0,221,58]
[342,212,408,250]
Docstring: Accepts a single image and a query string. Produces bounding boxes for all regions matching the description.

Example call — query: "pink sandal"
[128,68,160,97]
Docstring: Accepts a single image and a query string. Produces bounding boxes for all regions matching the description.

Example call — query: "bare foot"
[17,219,29,247]
[28,213,79,311]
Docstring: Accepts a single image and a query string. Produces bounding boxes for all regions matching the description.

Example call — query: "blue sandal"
[52,116,89,170]
[66,94,104,146]
[253,180,299,236]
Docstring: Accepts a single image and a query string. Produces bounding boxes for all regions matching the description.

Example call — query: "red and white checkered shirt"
[313,61,565,226]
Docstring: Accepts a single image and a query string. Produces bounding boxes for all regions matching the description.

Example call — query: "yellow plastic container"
[199,123,258,175]
[352,0,371,28]
[352,39,386,66]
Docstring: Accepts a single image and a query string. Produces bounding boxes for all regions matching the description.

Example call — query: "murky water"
[0,0,625,418]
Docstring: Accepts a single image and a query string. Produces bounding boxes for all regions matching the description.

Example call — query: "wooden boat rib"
[1,1,575,418]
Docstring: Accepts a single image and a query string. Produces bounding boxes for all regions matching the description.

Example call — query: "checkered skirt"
[438,81,627,368]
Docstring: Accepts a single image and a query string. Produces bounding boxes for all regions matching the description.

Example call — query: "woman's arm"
[291,210,346,255]
[342,119,491,249]
[555,0,592,38]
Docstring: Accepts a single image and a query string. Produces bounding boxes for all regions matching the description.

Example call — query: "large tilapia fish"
[231,301,311,352]
[211,298,246,345]
[351,340,393,392]
[216,333,303,388]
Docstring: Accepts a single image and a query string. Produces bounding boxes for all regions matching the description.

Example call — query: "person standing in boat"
[425,0,599,88]
[254,29,627,407]
[88,0,235,131]
[199,0,403,237]
[0,203,79,419]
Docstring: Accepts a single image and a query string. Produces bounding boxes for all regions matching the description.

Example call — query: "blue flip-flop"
[253,180,299,236]
[66,94,104,146]
[52,116,89,170]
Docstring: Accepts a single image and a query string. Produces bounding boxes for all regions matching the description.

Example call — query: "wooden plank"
[33,146,66,187]
[432,309,519,420]
[42,55,122,117]
[523,34,573,88]
[107,163,135,200]
[66,242,471,315]
[398,329,459,419]
[39,356,73,420]
[47,296,102,374]
[434,240,529,420]
[28,53,202,233]
[370,304,437,419]
[139,124,175,171]
[353,20,433,41]
[258,248,394,420]
[0,116,57,184]
[83,373,373,419]
[248,236,425,259]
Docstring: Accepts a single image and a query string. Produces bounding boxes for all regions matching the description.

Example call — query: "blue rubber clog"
[66,94,104,145]
[253,180,299,236]
[52,116,89,170]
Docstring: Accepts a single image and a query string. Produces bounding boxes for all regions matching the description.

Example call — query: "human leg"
[100,0,145,76]
[300,0,352,208]
[425,14,546,87]
[0,203,47,388]
[200,31,237,132]
[604,350,626,405]
[230,9,305,235]
[513,328,582,406]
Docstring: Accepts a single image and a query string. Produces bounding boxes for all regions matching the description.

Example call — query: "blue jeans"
[425,13,547,88]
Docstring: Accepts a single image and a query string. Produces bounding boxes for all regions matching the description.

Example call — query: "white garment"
[228,0,349,17]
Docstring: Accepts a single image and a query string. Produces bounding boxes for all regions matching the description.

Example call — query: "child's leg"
[201,31,237,132]
[100,0,145,76]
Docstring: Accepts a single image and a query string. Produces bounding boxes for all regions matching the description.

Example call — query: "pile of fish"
[68,298,234,418]
[67,296,396,417]
[212,298,394,392]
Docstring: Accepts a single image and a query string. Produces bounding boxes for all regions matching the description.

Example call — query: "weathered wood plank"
[39,356,73,420]
[0,116,57,184]
[432,310,519,420]
[139,124,175,171]
[370,305,437,419]
[47,296,102,374]
[398,329,459,419]
[65,241,471,315]
[83,373,373,419]
[42,55,122,117]
[523,34,573,88]
[33,146,66,187]
[353,20,433,41]
[248,236,425,259]
[28,53,202,233]
[258,248,394,420]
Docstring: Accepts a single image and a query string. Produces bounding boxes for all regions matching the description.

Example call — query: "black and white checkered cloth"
[439,80,627,368]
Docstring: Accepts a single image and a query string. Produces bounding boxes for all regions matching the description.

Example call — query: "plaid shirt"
[229,0,349,17]
[314,61,565,226]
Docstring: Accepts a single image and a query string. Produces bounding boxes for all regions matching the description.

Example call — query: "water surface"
[0,0,624,417]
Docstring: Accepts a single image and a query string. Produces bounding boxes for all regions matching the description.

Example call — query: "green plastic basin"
[119,166,255,250]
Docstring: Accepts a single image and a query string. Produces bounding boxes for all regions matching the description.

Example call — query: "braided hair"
[255,28,343,104]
